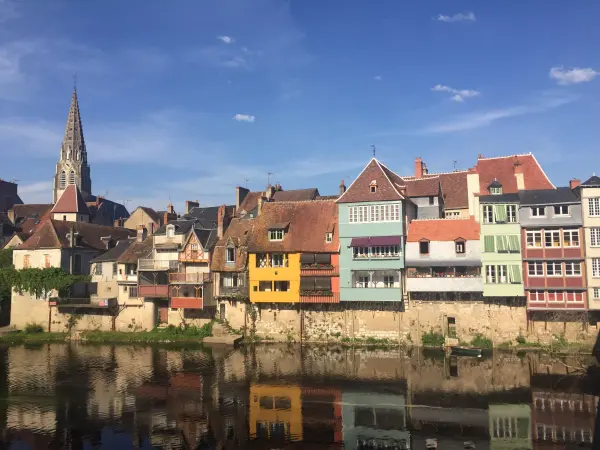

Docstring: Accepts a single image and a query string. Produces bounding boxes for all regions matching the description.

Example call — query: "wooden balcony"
[138,285,169,297]
[300,291,340,304]
[138,259,179,271]
[169,272,211,283]
[50,296,117,309]
[300,264,339,277]
[171,297,203,309]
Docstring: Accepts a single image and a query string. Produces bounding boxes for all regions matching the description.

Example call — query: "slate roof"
[118,237,153,264]
[581,175,600,187]
[52,185,91,215]
[475,154,554,194]
[91,239,133,263]
[271,188,319,202]
[337,159,405,203]
[479,193,520,204]
[18,220,134,251]
[89,198,130,226]
[248,200,338,253]
[154,219,197,236]
[518,187,580,206]
[407,217,480,242]
[192,228,219,251]
[211,218,255,272]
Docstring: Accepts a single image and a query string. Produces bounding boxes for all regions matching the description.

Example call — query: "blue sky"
[1,0,599,211]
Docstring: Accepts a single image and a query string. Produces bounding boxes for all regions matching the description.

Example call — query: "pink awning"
[350,236,401,247]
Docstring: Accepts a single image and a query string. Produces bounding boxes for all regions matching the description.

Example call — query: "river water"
[0,344,598,449]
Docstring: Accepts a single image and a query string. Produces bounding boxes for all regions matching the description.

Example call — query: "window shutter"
[484,236,495,252]
[509,265,522,283]
[300,277,316,290]
[496,235,507,252]
[314,253,332,264]
[494,205,507,222]
[314,277,332,290]
[508,235,520,252]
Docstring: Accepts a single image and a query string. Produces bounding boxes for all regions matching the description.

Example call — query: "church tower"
[53,88,92,203]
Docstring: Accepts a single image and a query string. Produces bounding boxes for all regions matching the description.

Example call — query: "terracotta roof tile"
[238,191,263,216]
[337,159,405,203]
[52,185,91,215]
[248,200,339,253]
[118,237,153,264]
[475,154,554,194]
[407,217,479,242]
[211,218,255,272]
[10,204,53,223]
[404,177,440,197]
[400,171,469,210]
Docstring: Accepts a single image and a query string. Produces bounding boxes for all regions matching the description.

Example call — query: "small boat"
[464,440,476,449]
[426,438,438,449]
[451,346,483,357]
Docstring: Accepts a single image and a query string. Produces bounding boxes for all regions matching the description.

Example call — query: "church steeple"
[53,87,92,203]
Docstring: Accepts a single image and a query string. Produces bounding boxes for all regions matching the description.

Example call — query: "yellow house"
[249,383,302,441]
[248,252,300,303]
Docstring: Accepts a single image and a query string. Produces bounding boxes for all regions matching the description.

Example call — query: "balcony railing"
[169,272,211,283]
[138,285,169,297]
[299,291,340,304]
[218,285,249,298]
[138,259,179,271]
[117,273,138,283]
[300,264,339,276]
[50,296,117,309]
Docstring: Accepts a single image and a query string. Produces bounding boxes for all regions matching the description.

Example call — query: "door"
[158,304,169,324]
[219,303,226,320]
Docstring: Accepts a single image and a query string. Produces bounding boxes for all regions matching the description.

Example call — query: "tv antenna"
[244,175,249,188]
[371,145,376,158]
[267,172,274,185]
[453,160,457,170]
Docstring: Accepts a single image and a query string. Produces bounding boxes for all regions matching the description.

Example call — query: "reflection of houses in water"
[489,404,532,450]
[301,387,343,446]
[249,384,303,442]
[342,392,410,450]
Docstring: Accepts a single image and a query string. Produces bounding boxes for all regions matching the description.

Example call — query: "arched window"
[59,171,66,188]
[69,170,75,185]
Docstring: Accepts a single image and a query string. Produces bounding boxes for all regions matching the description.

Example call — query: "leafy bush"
[516,334,526,345]
[155,322,213,338]
[24,322,44,334]
[421,330,444,347]
[470,334,493,349]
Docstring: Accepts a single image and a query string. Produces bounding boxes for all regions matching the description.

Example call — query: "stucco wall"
[582,186,600,308]
[405,239,481,263]
[519,203,582,228]
[124,208,159,232]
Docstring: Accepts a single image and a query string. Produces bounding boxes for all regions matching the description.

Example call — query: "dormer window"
[370,180,377,193]
[166,224,175,238]
[226,246,236,263]
[489,179,503,195]
[269,229,284,241]
[455,239,466,254]
[325,232,333,243]
[419,239,430,255]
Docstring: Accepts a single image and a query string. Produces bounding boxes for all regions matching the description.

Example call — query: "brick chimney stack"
[339,180,346,195]
[217,205,225,239]
[136,225,147,242]
[236,186,249,210]
[415,157,425,179]
[163,203,177,224]
[570,179,581,190]
[185,200,199,214]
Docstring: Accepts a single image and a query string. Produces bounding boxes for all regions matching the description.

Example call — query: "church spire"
[61,87,87,164]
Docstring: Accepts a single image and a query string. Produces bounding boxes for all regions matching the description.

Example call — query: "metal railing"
[138,259,179,271]
[169,272,211,283]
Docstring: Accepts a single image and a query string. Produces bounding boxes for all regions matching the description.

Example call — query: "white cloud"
[435,12,476,23]
[18,181,52,204]
[373,75,382,81]
[549,66,598,85]
[233,113,255,123]
[431,84,480,102]
[217,35,235,44]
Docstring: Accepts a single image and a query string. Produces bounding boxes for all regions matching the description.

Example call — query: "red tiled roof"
[118,237,153,263]
[52,185,91,214]
[404,177,440,197]
[211,218,255,272]
[475,154,554,194]
[238,191,263,215]
[337,159,405,203]
[10,204,53,223]
[400,171,469,209]
[407,217,479,242]
[248,200,338,253]
[18,219,134,250]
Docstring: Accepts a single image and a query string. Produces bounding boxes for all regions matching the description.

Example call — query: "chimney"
[339,179,346,195]
[163,203,177,224]
[167,202,175,214]
[257,197,264,215]
[96,196,105,207]
[137,225,147,242]
[113,218,124,227]
[265,185,276,200]
[236,186,249,210]
[185,200,199,214]
[148,221,155,236]
[570,178,581,190]
[217,205,225,239]
[414,157,424,179]
[513,161,525,190]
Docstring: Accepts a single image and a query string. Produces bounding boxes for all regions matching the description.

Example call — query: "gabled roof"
[9,204,53,224]
[91,239,133,263]
[211,218,255,272]
[138,206,162,223]
[248,200,338,253]
[89,198,130,226]
[237,191,263,216]
[401,170,470,210]
[518,187,580,206]
[337,158,405,203]
[475,153,554,194]
[17,219,134,251]
[581,175,600,187]
[271,188,319,202]
[52,185,91,215]
[186,205,235,223]
[118,237,153,264]
[407,217,479,242]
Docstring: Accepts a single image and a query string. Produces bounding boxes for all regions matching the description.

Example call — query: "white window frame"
[590,228,600,247]
[547,290,564,303]
[506,205,517,223]
[589,198,600,217]
[357,275,369,288]
[348,204,400,224]
[544,230,561,248]
[565,291,584,303]
[593,258,600,278]
[486,265,496,284]
[554,205,570,216]
[271,253,286,267]
[593,287,600,300]
[166,225,175,238]
[530,206,546,217]
[528,261,544,277]
[529,290,545,302]
[546,261,563,277]
[526,230,542,248]
[269,229,284,241]
[325,232,333,243]
[497,265,508,283]
[483,205,494,224]
[455,240,465,254]
[563,229,579,247]
[226,247,236,263]
[565,262,581,277]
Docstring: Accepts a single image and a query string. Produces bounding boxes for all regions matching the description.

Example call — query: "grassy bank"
[0,331,68,344]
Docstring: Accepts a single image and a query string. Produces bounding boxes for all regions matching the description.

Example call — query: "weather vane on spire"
[371,145,376,158]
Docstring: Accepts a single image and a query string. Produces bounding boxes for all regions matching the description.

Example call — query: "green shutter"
[494,205,507,222]
[496,235,507,252]
[484,236,495,252]
[509,265,522,283]
[508,235,520,252]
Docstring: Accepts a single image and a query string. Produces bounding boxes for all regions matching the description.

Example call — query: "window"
[507,205,517,223]
[348,204,400,223]
[544,230,561,247]
[166,225,175,238]
[490,186,502,195]
[563,229,579,247]
[353,246,369,259]
[370,185,377,193]
[96,262,103,275]
[69,170,75,185]
[44,254,51,268]
[226,247,235,263]
[73,254,82,274]
[59,171,66,188]
[365,245,400,258]
[590,228,600,247]
[507,235,520,252]
[269,229,284,241]
[588,198,600,217]
[271,253,286,267]
[593,288,600,300]
[428,196,434,205]
[447,317,457,338]
[593,258,600,278]
[223,274,240,287]
[63,215,67,221]
[565,291,584,303]
[325,232,333,243]
[274,281,289,292]
[531,206,546,217]
[547,291,564,302]
[383,275,394,288]
[529,290,545,302]
[565,262,581,276]
[419,240,429,255]
[554,205,570,216]
[546,261,563,276]
[129,286,138,298]
[496,235,507,252]
[23,254,30,269]
[357,275,369,288]
[258,281,272,291]
[483,205,494,223]
[486,265,496,283]
[455,240,465,254]
[484,235,495,252]
[494,205,507,223]
[528,261,544,276]
[497,265,508,283]
[112,263,117,276]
